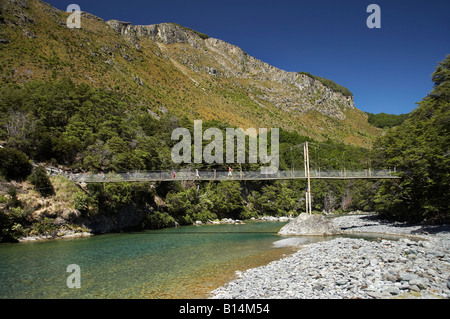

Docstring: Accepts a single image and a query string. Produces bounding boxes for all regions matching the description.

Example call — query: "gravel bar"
[210,214,450,299]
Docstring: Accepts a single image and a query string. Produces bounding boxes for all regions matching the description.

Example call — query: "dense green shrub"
[143,211,176,229]
[0,212,22,242]
[239,207,259,220]
[166,187,197,224]
[0,147,32,181]
[74,190,90,214]
[28,166,54,197]
[83,182,152,216]
[6,187,21,208]
[207,181,244,219]
[249,181,303,216]
[29,217,58,237]
[0,206,31,242]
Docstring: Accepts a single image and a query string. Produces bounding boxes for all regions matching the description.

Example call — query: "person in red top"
[227,166,233,178]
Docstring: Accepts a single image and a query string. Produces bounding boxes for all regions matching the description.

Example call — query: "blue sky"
[47,0,449,115]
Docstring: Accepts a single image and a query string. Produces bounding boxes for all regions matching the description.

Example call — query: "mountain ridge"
[105,19,356,118]
[0,0,380,147]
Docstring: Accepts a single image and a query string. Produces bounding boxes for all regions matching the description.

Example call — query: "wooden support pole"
[306,142,312,215]
[304,144,308,214]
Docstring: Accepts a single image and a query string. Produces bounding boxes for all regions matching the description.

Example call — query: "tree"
[74,190,90,214]
[248,181,302,216]
[431,54,450,100]
[373,55,450,223]
[0,147,32,181]
[209,181,244,219]
[166,187,196,224]
[28,166,54,197]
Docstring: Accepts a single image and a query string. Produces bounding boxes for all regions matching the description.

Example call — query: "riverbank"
[210,214,450,299]
[194,216,294,226]
[18,230,93,242]
[16,215,294,242]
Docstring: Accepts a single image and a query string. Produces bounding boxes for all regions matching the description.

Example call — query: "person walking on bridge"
[227,166,233,178]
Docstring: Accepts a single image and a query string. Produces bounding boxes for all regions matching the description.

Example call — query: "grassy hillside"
[0,0,395,242]
[0,0,380,148]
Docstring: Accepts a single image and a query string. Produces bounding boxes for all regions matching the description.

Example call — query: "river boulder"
[278,213,342,236]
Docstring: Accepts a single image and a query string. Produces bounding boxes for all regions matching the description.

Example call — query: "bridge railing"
[62,169,400,183]
[312,169,397,178]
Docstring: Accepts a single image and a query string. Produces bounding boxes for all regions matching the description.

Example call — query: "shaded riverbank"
[15,216,294,243]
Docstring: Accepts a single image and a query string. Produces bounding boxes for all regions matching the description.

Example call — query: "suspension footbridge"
[54,168,399,184]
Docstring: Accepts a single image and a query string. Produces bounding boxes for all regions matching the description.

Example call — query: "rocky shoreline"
[194,216,294,226]
[18,230,93,242]
[210,214,450,299]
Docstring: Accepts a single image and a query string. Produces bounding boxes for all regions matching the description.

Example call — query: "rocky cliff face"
[106,20,202,47]
[0,0,379,146]
[105,20,355,121]
[205,39,355,120]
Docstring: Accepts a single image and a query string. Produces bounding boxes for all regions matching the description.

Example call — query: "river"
[0,221,305,299]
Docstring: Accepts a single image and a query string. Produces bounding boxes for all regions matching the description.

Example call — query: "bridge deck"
[56,169,400,184]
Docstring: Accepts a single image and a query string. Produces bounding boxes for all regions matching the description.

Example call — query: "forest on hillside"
[0,55,449,242]
[0,77,375,242]
[366,112,409,128]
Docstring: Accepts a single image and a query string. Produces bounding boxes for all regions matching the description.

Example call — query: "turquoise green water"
[0,221,297,299]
